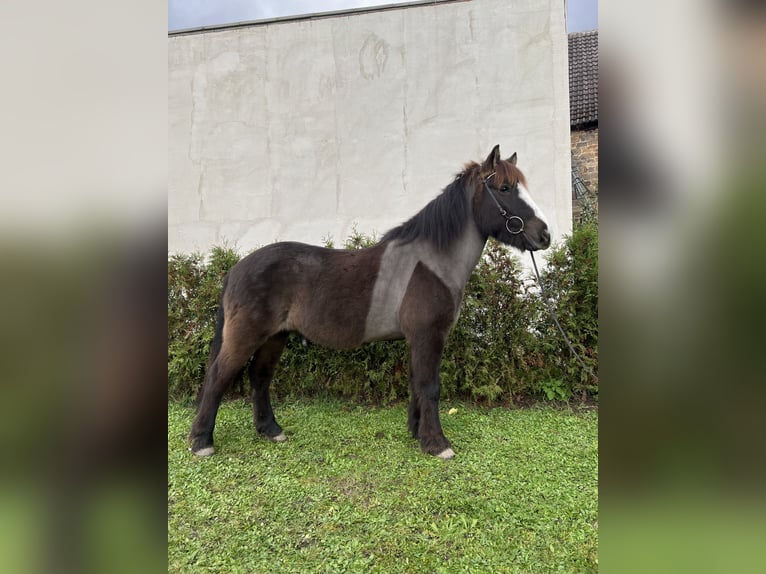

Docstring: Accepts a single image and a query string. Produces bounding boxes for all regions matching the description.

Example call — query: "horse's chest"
[363,243,461,342]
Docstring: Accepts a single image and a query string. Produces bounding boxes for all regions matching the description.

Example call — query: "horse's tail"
[195,273,229,408]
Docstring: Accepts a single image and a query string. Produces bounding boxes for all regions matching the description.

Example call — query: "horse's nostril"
[541,228,550,245]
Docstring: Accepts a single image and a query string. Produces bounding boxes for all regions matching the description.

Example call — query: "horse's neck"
[416,218,487,298]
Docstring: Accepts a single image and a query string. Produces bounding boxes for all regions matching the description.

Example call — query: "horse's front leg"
[408,335,453,459]
[407,380,421,438]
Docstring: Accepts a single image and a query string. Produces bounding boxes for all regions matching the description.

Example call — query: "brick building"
[568,30,598,217]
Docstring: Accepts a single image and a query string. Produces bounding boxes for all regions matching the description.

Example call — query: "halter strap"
[482,172,524,234]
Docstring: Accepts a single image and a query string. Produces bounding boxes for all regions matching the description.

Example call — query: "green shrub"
[442,241,543,403]
[167,226,598,404]
[531,220,599,398]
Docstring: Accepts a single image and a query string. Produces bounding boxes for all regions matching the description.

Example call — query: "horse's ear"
[507,152,517,165]
[482,145,501,172]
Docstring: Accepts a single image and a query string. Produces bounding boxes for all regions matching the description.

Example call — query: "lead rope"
[483,170,595,381]
[529,250,597,381]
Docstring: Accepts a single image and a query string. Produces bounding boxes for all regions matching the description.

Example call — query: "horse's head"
[473,145,551,251]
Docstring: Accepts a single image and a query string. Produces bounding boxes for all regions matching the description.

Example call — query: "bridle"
[482,172,524,235]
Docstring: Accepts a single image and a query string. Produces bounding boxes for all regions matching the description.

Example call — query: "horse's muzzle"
[539,228,551,248]
[526,227,551,251]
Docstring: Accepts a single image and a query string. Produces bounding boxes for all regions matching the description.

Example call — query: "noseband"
[482,172,524,234]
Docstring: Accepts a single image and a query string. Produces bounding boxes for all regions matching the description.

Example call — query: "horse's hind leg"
[189,318,263,455]
[249,333,288,441]
[189,356,248,455]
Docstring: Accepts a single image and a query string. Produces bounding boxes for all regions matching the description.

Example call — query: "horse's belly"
[362,315,404,342]
[288,305,368,351]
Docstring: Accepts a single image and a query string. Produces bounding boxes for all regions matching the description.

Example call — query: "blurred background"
[599,0,766,571]
[0,2,167,573]
[0,0,765,572]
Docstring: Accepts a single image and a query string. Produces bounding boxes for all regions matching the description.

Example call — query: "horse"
[189,145,551,460]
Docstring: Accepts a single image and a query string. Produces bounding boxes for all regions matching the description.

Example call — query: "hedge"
[168,223,598,404]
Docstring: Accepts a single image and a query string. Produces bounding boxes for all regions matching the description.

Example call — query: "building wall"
[571,126,598,192]
[169,0,572,255]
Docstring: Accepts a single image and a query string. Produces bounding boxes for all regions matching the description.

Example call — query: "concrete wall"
[169,0,571,255]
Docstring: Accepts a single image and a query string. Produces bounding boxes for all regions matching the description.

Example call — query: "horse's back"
[225,242,309,306]
[225,241,386,349]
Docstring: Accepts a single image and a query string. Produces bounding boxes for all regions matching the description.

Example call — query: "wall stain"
[359,34,389,80]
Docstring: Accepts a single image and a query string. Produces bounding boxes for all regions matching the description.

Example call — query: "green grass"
[168,399,598,573]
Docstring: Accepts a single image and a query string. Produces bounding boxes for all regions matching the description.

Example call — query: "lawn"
[168,399,598,573]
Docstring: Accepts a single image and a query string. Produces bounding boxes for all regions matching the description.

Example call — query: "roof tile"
[569,30,598,128]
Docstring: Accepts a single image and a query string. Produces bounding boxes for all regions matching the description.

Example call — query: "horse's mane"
[381,163,479,251]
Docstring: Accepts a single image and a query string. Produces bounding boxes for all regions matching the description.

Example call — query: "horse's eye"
[500,185,510,193]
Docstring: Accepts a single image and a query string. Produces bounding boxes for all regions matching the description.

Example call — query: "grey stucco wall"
[169,0,571,255]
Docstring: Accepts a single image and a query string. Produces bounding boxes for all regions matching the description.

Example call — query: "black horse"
[189,145,551,459]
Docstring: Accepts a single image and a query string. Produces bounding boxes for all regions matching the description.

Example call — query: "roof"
[168,0,465,36]
[568,30,598,128]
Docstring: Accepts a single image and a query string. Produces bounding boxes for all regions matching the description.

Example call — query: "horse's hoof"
[192,446,215,456]
[436,448,455,460]
[269,432,287,443]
